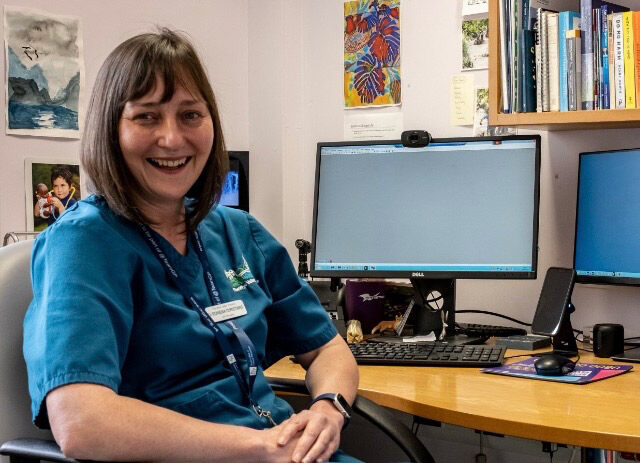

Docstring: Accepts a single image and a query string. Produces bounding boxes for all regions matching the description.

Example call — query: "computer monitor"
[220,151,249,212]
[574,148,640,286]
[311,135,541,338]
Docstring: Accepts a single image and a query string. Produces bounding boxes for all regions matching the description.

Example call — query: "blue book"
[521,29,537,112]
[559,11,581,111]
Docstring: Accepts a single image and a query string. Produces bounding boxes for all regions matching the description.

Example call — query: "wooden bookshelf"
[488,0,640,130]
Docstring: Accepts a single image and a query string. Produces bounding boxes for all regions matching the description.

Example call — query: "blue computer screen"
[575,149,640,284]
[311,136,540,279]
[220,168,239,207]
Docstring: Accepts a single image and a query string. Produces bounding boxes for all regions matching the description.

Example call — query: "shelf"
[488,0,640,130]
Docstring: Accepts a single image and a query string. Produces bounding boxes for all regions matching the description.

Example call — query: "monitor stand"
[410,278,483,345]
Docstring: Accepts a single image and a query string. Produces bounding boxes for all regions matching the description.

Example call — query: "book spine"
[542,10,550,111]
[608,13,615,108]
[633,12,640,108]
[499,0,511,113]
[548,12,560,111]
[576,32,583,109]
[522,29,537,112]
[601,6,610,109]
[568,31,577,110]
[623,11,636,108]
[534,15,543,111]
[580,0,594,110]
[559,12,581,111]
[613,12,625,108]
[591,8,602,109]
[512,0,521,112]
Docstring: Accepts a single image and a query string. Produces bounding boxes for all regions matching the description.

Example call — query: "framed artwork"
[344,0,401,108]
[25,159,81,232]
[4,6,83,137]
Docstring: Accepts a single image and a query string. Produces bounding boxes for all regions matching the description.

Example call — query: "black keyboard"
[456,323,527,338]
[348,342,506,367]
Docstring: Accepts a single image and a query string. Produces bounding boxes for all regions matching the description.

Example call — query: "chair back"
[0,240,52,460]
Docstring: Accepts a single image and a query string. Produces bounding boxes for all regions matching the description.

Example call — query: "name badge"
[205,300,248,322]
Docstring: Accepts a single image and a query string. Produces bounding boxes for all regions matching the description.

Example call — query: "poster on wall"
[462,18,488,71]
[462,0,488,18]
[25,159,81,232]
[4,6,83,138]
[344,0,401,108]
[473,87,517,136]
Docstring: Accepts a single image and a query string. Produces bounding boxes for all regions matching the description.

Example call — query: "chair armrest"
[267,378,435,463]
[0,438,80,462]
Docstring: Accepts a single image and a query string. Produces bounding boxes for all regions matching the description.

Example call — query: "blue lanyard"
[139,224,275,426]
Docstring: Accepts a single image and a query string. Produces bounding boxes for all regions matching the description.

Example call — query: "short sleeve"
[247,215,337,367]
[24,215,137,428]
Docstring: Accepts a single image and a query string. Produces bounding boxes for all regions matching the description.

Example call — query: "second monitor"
[311,135,541,339]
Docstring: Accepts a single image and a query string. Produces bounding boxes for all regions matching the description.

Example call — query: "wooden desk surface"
[265,350,640,452]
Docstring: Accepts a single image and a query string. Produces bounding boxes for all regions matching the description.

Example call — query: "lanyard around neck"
[138,223,275,426]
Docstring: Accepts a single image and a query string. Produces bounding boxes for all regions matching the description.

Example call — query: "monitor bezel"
[223,151,249,212]
[573,148,640,287]
[310,135,541,280]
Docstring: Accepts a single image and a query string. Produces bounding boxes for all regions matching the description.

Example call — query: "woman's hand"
[275,401,343,463]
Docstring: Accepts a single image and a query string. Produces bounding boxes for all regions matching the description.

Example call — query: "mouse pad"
[483,358,633,384]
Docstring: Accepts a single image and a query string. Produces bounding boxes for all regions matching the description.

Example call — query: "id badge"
[205,300,248,322]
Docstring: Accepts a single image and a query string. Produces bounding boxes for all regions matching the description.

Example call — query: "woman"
[24,28,360,463]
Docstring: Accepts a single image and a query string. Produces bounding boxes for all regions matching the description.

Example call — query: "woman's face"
[52,177,70,199]
[118,77,214,212]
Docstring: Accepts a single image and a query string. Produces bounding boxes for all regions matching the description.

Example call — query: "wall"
[0,0,251,240]
[287,0,640,339]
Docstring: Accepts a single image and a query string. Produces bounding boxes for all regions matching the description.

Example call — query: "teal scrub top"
[24,195,338,429]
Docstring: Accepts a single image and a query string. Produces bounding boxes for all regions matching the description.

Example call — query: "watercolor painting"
[5,6,83,137]
[344,0,401,108]
[25,159,81,232]
[462,18,489,71]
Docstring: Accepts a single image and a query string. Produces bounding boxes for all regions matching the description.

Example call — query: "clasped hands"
[262,401,345,463]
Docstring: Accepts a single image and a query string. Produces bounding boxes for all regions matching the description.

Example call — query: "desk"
[265,350,640,453]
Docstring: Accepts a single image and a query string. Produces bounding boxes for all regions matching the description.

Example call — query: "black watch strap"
[309,393,352,429]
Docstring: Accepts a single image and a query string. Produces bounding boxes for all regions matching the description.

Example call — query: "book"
[548,12,560,111]
[567,29,582,110]
[600,6,611,108]
[608,13,615,108]
[534,15,543,111]
[483,358,633,384]
[559,11,581,111]
[594,8,601,109]
[633,12,640,108]
[580,0,629,110]
[613,11,625,108]
[499,0,511,113]
[521,29,537,112]
[541,10,551,111]
[623,11,636,108]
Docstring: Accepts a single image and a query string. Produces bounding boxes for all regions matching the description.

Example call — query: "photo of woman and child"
[30,164,81,230]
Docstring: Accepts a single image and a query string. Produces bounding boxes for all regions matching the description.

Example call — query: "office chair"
[0,240,434,463]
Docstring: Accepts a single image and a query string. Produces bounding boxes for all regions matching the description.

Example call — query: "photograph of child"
[26,160,81,231]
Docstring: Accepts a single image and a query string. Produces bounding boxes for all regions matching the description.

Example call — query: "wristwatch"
[309,393,352,429]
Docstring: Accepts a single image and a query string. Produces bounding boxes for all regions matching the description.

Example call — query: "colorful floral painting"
[344,0,400,108]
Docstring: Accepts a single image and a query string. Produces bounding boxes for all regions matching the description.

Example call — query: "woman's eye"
[183,111,203,121]
[133,113,157,122]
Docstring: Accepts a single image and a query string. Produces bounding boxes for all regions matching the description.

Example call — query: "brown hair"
[81,27,227,231]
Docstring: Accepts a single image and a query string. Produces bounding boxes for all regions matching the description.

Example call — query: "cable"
[456,310,532,326]
[567,447,577,463]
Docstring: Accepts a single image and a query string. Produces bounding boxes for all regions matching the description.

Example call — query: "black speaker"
[593,323,624,358]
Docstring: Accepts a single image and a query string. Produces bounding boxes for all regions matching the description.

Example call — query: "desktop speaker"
[593,323,624,358]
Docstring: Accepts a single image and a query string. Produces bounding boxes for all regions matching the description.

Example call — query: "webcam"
[401,130,432,148]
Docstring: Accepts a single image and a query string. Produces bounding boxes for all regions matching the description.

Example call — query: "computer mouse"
[534,353,576,376]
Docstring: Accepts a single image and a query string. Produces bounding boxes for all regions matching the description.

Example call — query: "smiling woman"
[23,27,361,463]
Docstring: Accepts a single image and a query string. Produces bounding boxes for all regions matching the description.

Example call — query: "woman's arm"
[47,383,301,463]
[276,334,358,463]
